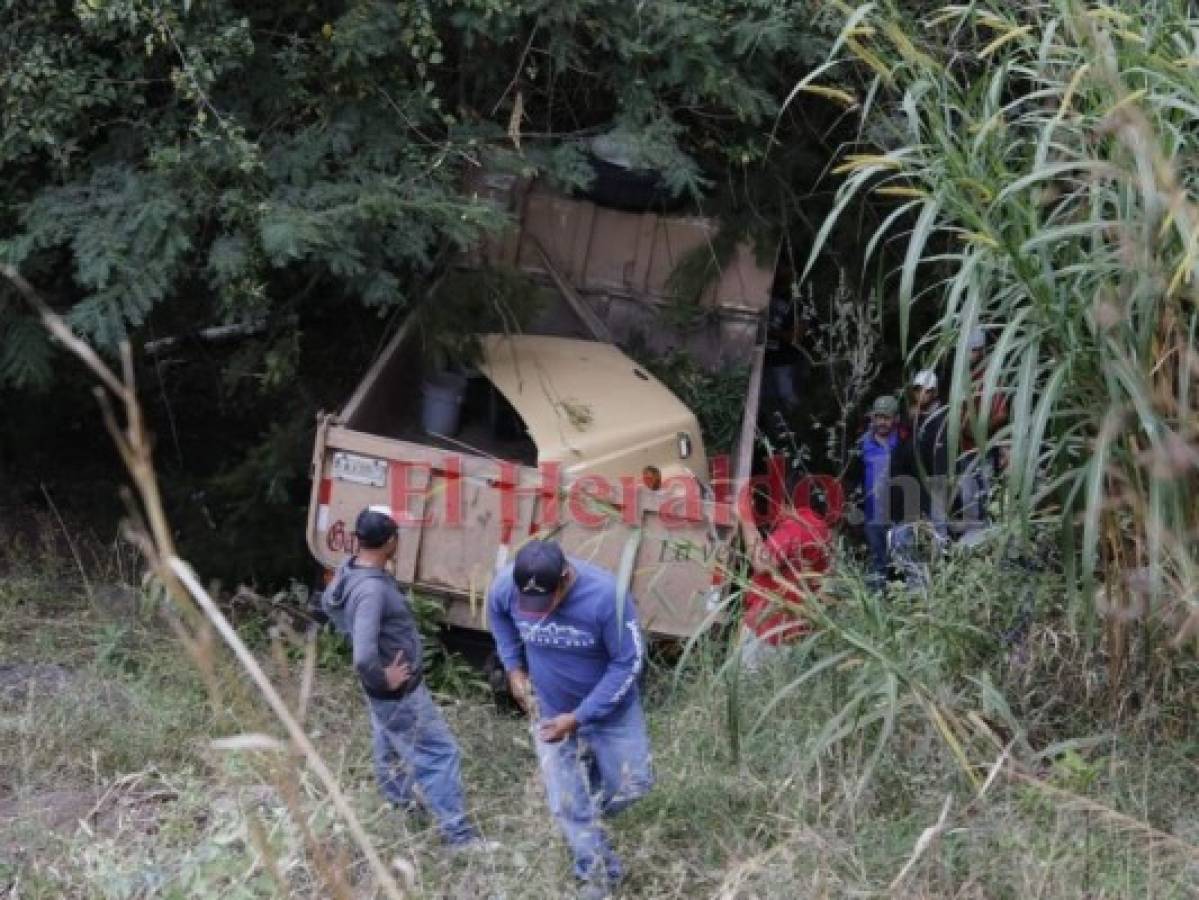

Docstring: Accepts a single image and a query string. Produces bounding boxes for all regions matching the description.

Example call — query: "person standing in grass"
[904,368,948,529]
[891,371,952,584]
[855,394,902,588]
[955,326,1009,543]
[907,368,940,429]
[740,500,833,668]
[322,506,490,851]
[488,539,652,899]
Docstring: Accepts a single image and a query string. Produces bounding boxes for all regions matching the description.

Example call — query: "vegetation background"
[0,0,855,584]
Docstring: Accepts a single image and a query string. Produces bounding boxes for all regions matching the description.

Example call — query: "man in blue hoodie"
[488,539,652,898]
[322,507,484,848]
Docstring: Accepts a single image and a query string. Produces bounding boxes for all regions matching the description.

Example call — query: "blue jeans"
[863,522,891,584]
[953,451,989,540]
[535,699,653,884]
[367,684,478,845]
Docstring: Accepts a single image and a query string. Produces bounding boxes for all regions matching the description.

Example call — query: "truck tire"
[484,651,524,716]
[575,157,689,213]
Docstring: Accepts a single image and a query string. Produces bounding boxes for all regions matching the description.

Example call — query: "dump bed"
[306,179,770,639]
[307,322,744,639]
[308,419,734,638]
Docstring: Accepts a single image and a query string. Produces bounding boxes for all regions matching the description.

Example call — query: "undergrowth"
[1,523,1195,898]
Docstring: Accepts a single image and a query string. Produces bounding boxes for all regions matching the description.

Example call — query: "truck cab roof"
[478,334,708,483]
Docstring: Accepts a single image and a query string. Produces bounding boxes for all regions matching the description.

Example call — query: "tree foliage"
[1,0,838,387]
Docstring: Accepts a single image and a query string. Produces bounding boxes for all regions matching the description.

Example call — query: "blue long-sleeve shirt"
[860,430,900,524]
[487,558,644,726]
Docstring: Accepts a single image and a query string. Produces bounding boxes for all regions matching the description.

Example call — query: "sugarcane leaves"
[813,0,1199,657]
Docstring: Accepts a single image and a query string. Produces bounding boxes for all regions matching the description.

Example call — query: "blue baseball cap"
[354,507,398,549]
[512,540,567,612]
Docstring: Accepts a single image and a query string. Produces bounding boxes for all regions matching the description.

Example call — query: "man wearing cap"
[856,395,902,586]
[487,539,651,898]
[891,371,952,580]
[908,369,939,425]
[322,507,485,849]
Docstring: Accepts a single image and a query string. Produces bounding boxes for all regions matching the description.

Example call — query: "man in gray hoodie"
[322,506,482,848]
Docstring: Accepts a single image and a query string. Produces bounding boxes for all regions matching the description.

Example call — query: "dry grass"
[1,538,1196,898]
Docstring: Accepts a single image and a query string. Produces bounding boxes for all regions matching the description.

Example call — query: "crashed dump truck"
[306,177,774,641]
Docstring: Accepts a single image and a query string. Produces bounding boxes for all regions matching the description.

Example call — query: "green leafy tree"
[1,0,502,385]
[2,0,844,387]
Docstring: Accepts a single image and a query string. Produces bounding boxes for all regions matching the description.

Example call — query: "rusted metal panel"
[464,175,777,373]
[483,182,774,315]
[410,461,535,630]
[529,240,613,343]
[549,516,724,639]
[573,205,641,292]
[466,170,528,267]
[516,191,582,280]
[532,475,729,638]
[567,199,596,283]
[391,461,430,584]
[645,217,708,298]
[630,212,660,292]
[305,412,335,565]
[719,243,776,311]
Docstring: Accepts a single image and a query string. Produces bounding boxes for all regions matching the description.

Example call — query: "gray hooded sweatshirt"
[322,558,423,701]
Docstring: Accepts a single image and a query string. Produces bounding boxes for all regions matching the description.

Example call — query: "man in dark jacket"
[890,372,951,584]
[322,507,484,848]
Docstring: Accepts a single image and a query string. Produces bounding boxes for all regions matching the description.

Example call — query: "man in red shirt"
[739,504,832,669]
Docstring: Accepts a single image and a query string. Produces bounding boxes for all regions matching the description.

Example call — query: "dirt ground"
[0,665,153,859]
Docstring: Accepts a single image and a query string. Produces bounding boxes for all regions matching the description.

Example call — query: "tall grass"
[3,547,1196,897]
[801,0,1199,682]
[2,264,410,898]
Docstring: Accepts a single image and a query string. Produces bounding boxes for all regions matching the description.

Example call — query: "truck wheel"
[306,587,329,626]
[484,651,523,716]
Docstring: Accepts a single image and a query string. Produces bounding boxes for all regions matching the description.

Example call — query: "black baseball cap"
[354,507,398,549]
[512,540,567,613]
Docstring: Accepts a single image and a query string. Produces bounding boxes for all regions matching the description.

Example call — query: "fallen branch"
[889,793,953,891]
[143,320,266,355]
